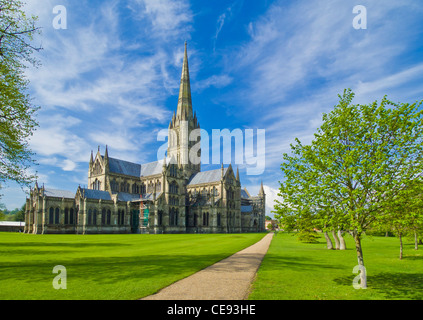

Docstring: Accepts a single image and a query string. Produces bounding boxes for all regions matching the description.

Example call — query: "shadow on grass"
[0,242,131,256]
[0,242,130,247]
[333,272,423,299]
[403,255,423,261]
[0,252,236,285]
[261,253,343,271]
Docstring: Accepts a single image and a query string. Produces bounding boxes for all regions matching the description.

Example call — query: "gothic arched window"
[101,209,106,225]
[64,208,69,224]
[49,207,54,224]
[93,209,97,225]
[55,207,60,224]
[70,208,74,224]
[107,210,111,225]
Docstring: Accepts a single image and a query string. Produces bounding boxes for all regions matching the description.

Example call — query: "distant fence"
[0,221,25,233]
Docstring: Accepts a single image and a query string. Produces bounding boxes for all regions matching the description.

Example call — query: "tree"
[0,0,41,189]
[275,89,423,288]
[381,177,423,258]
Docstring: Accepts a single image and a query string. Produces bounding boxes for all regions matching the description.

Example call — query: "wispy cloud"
[23,0,194,178]
[128,0,193,41]
[228,0,423,183]
[213,0,244,50]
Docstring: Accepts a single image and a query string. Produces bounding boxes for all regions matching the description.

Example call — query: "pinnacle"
[176,42,193,121]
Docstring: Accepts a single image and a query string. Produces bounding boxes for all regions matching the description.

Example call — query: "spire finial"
[176,41,192,121]
[259,180,265,194]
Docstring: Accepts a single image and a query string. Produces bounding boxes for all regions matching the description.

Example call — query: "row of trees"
[274,89,423,288]
[0,203,25,221]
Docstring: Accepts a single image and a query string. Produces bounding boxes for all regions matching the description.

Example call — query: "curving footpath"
[141,232,274,300]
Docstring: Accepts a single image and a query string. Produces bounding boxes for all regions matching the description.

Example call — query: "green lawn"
[0,232,265,300]
[248,232,423,300]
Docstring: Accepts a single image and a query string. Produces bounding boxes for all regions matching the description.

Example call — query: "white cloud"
[62,159,77,171]
[128,0,193,40]
[194,74,233,91]
[227,0,423,184]
[263,185,283,218]
[21,0,195,178]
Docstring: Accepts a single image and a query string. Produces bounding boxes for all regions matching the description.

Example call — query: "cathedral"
[24,43,266,235]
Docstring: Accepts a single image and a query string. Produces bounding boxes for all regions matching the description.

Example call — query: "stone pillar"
[126,201,131,233]
[41,196,47,234]
[82,198,87,234]
[24,198,30,233]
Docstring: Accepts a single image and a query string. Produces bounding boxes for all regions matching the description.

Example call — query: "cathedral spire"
[259,181,265,195]
[176,41,193,121]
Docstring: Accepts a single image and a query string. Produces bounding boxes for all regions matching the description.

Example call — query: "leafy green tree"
[11,203,25,221]
[0,0,41,189]
[0,202,6,220]
[381,178,423,258]
[275,89,423,288]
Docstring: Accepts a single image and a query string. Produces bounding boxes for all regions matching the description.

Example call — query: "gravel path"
[141,232,274,300]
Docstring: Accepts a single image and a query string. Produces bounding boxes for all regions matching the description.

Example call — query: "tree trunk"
[399,232,403,260]
[338,229,346,250]
[353,232,367,289]
[324,231,333,250]
[332,230,340,250]
[415,231,419,250]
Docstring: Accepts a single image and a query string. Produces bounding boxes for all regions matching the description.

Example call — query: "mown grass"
[0,232,265,300]
[248,232,423,300]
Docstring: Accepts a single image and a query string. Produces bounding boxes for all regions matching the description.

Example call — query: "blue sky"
[2,0,423,216]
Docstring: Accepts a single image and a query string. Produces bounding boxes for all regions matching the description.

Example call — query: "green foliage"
[0,0,41,188]
[0,202,25,221]
[297,229,319,243]
[275,89,423,238]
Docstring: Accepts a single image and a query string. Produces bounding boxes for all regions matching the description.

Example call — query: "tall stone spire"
[168,41,201,179]
[176,41,193,121]
[259,181,265,195]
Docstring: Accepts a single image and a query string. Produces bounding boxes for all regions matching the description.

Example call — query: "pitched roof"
[241,189,250,199]
[129,192,162,202]
[140,161,162,177]
[44,188,75,199]
[108,157,141,177]
[187,167,228,186]
[80,188,112,201]
[107,157,162,178]
[117,192,142,202]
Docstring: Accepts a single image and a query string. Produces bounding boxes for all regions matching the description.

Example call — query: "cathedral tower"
[168,42,201,180]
